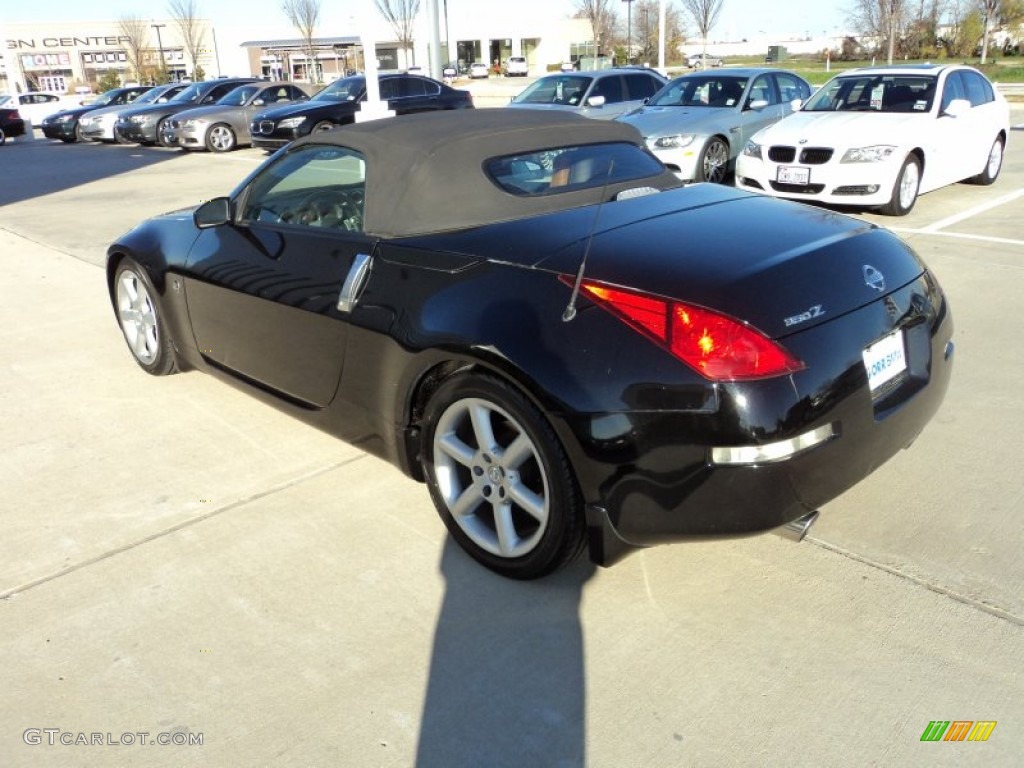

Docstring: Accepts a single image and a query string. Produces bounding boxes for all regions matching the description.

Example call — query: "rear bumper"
[566,272,954,559]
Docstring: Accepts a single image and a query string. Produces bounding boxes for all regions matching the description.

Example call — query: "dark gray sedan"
[617,68,812,182]
[164,82,311,152]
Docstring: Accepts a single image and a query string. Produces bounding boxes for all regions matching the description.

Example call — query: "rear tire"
[421,373,585,579]
[968,136,1003,185]
[879,154,920,216]
[113,259,178,376]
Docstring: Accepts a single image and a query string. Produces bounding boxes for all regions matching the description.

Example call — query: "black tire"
[879,154,921,216]
[157,118,175,148]
[698,137,730,183]
[205,123,236,152]
[968,136,1003,186]
[0,128,5,146]
[421,373,585,579]
[112,259,178,376]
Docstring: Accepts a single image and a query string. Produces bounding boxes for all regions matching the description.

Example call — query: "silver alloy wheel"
[432,397,550,558]
[116,270,160,365]
[898,159,920,210]
[207,124,234,152]
[702,139,729,183]
[986,139,1003,178]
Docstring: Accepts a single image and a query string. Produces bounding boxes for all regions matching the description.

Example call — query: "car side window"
[239,145,367,232]
[749,74,775,105]
[287,86,308,101]
[962,70,994,106]
[379,79,396,100]
[940,73,966,112]
[592,75,624,103]
[775,72,809,103]
[401,77,427,97]
[623,73,661,101]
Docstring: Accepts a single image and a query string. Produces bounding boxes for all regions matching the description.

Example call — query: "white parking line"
[915,187,1024,232]
[888,228,1024,247]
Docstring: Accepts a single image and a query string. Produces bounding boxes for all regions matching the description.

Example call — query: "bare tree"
[977,0,1003,62]
[681,0,724,66]
[375,0,421,69]
[575,0,617,64]
[168,0,207,80]
[283,0,323,83]
[631,0,687,64]
[117,15,150,83]
[849,0,908,63]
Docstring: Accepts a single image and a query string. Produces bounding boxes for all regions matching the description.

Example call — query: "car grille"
[768,146,834,164]
[252,120,274,134]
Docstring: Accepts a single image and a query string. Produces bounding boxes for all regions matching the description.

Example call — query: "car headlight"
[278,117,306,129]
[651,134,696,150]
[130,114,153,125]
[742,140,762,159]
[56,114,76,123]
[841,145,896,163]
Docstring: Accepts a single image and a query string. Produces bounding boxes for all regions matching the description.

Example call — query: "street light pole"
[151,23,166,82]
[622,0,634,65]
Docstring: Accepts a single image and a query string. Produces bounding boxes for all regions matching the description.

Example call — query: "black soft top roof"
[286,109,681,237]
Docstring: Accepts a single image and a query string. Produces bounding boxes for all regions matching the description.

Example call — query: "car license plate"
[777,166,810,185]
[863,330,907,392]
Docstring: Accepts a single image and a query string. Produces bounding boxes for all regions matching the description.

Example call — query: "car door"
[184,144,375,408]
[385,76,441,114]
[734,73,786,151]
[928,71,984,187]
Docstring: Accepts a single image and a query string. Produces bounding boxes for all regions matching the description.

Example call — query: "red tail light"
[565,277,805,381]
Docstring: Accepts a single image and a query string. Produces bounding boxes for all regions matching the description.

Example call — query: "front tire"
[205,123,236,152]
[697,137,730,183]
[157,118,175,148]
[113,259,178,376]
[421,373,585,579]
[879,154,920,216]
[311,120,335,134]
[968,136,1003,186]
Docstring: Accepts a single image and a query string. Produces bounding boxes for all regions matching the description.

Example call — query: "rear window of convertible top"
[485,142,665,196]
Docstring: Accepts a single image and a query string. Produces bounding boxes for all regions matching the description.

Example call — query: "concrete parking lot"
[1,106,1022,766]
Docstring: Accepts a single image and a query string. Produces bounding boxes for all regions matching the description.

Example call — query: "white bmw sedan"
[735,64,1009,215]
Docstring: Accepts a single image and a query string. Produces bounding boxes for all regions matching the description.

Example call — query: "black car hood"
[397,185,926,338]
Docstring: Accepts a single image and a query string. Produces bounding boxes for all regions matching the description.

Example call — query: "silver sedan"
[617,68,811,183]
[164,82,311,152]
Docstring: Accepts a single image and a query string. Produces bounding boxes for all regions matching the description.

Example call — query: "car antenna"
[562,160,615,323]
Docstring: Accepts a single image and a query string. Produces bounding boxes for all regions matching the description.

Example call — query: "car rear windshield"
[804,75,937,113]
[485,142,666,196]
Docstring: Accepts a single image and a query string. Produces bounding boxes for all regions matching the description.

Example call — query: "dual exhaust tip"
[776,510,819,543]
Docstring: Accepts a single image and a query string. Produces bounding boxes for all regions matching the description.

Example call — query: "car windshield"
[92,89,126,107]
[312,76,365,102]
[132,88,166,106]
[803,74,937,113]
[511,75,593,105]
[647,75,748,107]
[169,83,206,104]
[0,95,11,107]
[218,84,261,106]
[485,142,665,196]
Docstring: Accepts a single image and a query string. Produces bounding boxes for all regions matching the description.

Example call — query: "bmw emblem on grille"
[863,265,886,292]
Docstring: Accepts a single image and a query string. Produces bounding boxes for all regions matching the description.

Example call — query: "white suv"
[504,57,529,77]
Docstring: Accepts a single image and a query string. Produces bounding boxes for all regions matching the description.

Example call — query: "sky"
[1,0,851,45]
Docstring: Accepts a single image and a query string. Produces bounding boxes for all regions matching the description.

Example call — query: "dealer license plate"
[862,330,907,392]
[777,166,810,185]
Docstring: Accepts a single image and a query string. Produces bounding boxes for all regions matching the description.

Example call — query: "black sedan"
[0,107,26,144]
[40,86,152,142]
[114,77,259,146]
[106,110,953,579]
[249,73,473,150]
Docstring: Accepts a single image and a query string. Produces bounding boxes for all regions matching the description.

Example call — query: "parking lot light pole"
[151,23,166,81]
[622,0,634,65]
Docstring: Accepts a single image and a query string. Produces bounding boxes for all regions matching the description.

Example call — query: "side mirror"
[790,98,803,111]
[943,98,970,118]
[194,197,232,229]
[253,98,265,106]
[747,98,769,111]
[586,94,606,108]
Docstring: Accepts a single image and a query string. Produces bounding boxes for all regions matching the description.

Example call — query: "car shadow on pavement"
[416,539,595,768]
[0,138,181,207]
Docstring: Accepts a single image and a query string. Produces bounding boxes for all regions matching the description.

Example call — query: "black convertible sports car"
[106,109,953,579]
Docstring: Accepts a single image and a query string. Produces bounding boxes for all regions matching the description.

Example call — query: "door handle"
[337,252,372,313]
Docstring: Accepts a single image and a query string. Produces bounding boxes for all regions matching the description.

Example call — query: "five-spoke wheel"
[114,260,177,376]
[206,123,236,153]
[422,374,584,579]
